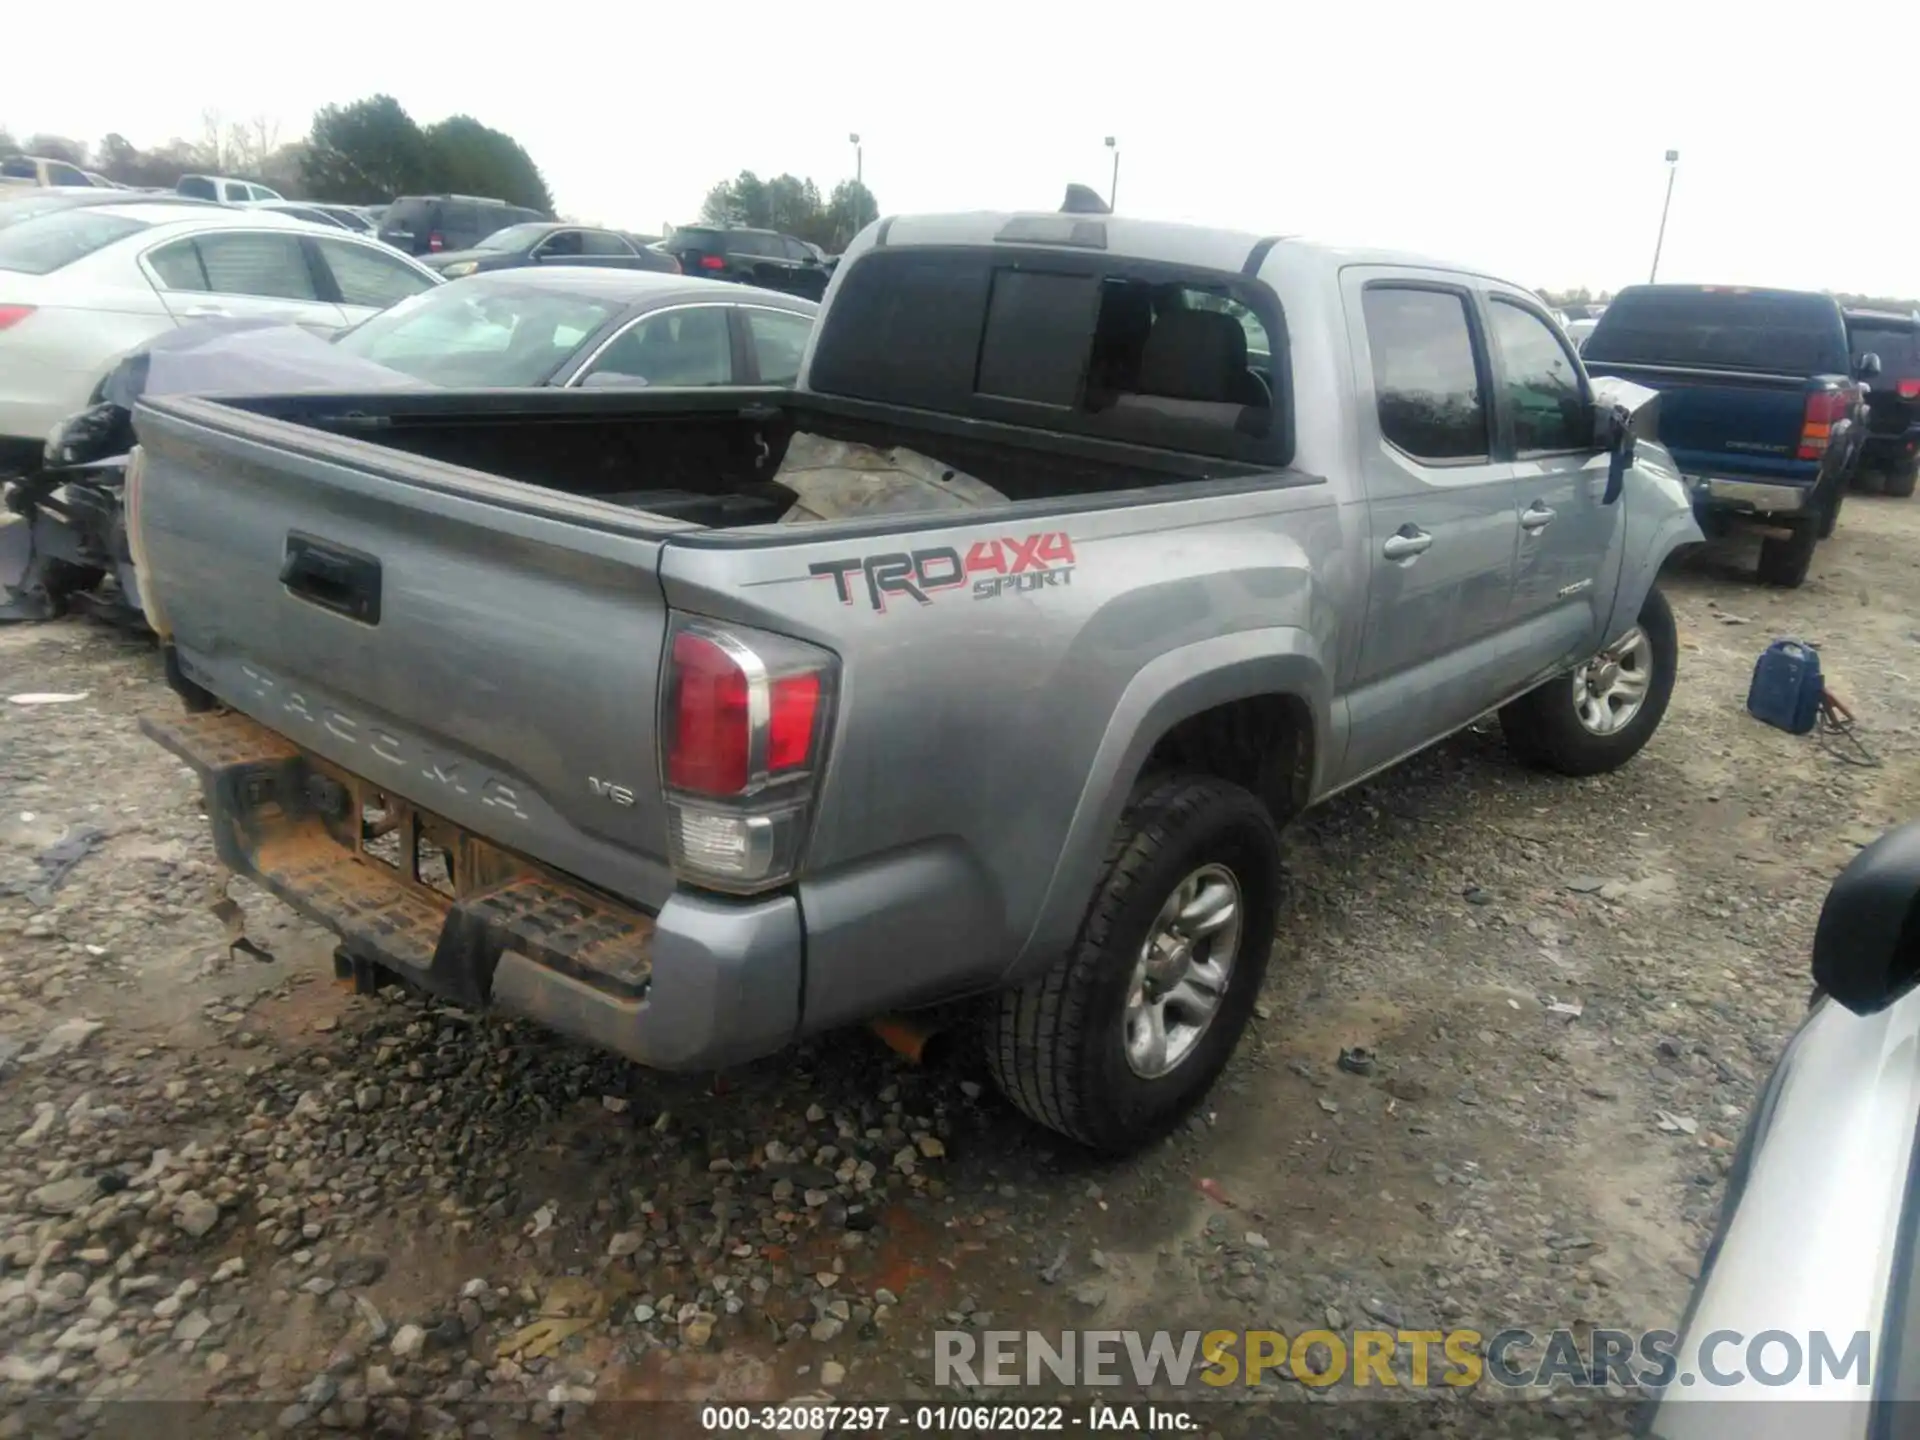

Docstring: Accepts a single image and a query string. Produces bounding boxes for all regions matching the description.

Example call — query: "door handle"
[181,304,229,318]
[1520,503,1557,531]
[1381,527,1433,560]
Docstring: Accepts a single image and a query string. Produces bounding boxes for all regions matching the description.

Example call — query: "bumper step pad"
[142,707,654,1009]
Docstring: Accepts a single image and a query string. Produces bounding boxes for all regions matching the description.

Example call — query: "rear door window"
[193,232,321,299]
[578,307,734,388]
[581,230,635,257]
[441,202,479,245]
[727,232,785,259]
[0,158,38,180]
[314,238,435,308]
[1360,285,1490,461]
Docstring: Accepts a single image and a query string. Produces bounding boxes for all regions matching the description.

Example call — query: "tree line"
[701,171,879,252]
[0,97,552,214]
[2,109,881,250]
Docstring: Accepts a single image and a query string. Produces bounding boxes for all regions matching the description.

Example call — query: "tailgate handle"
[280,533,381,625]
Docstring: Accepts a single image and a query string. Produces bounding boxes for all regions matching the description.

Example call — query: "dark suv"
[379,195,548,257]
[663,226,830,300]
[1845,309,1920,497]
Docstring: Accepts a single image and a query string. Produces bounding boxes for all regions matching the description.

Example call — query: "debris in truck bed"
[775,433,1006,522]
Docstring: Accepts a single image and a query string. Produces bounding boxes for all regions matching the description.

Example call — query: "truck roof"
[856,211,1495,285]
[1611,282,1839,304]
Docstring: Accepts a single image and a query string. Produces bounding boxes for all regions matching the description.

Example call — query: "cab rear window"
[808,247,1288,466]
[1584,290,1849,376]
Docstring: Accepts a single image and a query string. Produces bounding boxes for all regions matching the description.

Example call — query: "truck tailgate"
[131,399,679,912]
[1587,362,1810,478]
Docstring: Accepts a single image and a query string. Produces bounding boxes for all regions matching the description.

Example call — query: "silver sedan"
[330,266,819,389]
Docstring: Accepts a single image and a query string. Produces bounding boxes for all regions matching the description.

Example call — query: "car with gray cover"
[128,210,1702,1152]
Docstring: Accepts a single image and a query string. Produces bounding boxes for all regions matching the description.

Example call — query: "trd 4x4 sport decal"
[809,532,1077,612]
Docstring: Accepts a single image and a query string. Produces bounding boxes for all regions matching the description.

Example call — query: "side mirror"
[1858,352,1883,380]
[1592,401,1636,505]
[1812,821,1920,1015]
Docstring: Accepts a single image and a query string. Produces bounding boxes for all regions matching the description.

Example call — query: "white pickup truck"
[0,155,99,195]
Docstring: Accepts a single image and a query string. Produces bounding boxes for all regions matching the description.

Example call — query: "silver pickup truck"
[129,212,1702,1152]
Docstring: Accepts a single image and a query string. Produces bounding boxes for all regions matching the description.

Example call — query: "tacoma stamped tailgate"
[130,397,680,913]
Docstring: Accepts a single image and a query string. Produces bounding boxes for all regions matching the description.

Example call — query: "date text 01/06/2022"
[808,531,1078,612]
[698,1401,1196,1431]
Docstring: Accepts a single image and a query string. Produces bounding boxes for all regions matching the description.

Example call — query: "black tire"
[986,774,1281,1154]
[1887,460,1919,499]
[1853,466,1885,495]
[1498,585,1679,778]
[1757,517,1817,588]
[1817,483,1844,540]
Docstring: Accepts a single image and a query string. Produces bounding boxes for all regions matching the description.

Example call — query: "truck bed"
[201,386,1251,530]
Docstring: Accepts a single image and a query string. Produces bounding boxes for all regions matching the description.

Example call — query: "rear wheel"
[1886,459,1919,499]
[1499,585,1679,778]
[1757,517,1818,588]
[986,774,1281,1153]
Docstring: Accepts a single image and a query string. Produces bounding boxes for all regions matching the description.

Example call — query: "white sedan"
[0,201,441,473]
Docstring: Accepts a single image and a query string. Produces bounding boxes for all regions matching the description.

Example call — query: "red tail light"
[0,305,36,332]
[428,231,444,253]
[698,254,726,271]
[661,619,836,892]
[1898,379,1920,400]
[1798,389,1849,460]
[667,632,751,794]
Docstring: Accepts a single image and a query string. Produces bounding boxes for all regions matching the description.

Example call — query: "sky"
[6,0,1916,300]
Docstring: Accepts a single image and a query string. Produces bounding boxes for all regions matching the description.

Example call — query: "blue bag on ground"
[1747,640,1824,735]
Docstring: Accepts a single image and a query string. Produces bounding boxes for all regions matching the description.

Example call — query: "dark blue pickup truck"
[1582,285,1872,588]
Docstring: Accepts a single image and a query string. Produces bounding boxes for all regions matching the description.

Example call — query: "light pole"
[849,133,862,187]
[1649,149,1679,283]
[1104,136,1119,211]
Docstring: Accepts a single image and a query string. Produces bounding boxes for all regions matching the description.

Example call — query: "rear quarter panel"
[660,478,1354,1023]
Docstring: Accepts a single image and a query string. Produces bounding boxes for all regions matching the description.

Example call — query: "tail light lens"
[0,305,36,332]
[660,617,836,892]
[427,231,445,253]
[698,254,726,271]
[1797,390,1849,460]
[1898,379,1920,400]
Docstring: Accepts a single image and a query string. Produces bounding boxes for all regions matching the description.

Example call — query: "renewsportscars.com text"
[935,1327,1875,1390]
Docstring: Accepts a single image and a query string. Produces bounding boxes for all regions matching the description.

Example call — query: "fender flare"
[1604,508,1702,643]
[1006,626,1331,981]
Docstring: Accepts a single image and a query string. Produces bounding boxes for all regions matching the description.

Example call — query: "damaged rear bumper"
[142,707,801,1071]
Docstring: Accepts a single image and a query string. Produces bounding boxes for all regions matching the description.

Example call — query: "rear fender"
[1007,627,1330,982]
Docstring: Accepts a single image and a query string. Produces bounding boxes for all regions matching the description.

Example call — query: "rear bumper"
[141,705,802,1071]
[1861,428,1920,463]
[1685,475,1815,516]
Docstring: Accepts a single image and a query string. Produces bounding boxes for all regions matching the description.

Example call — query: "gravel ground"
[1,497,1917,1439]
